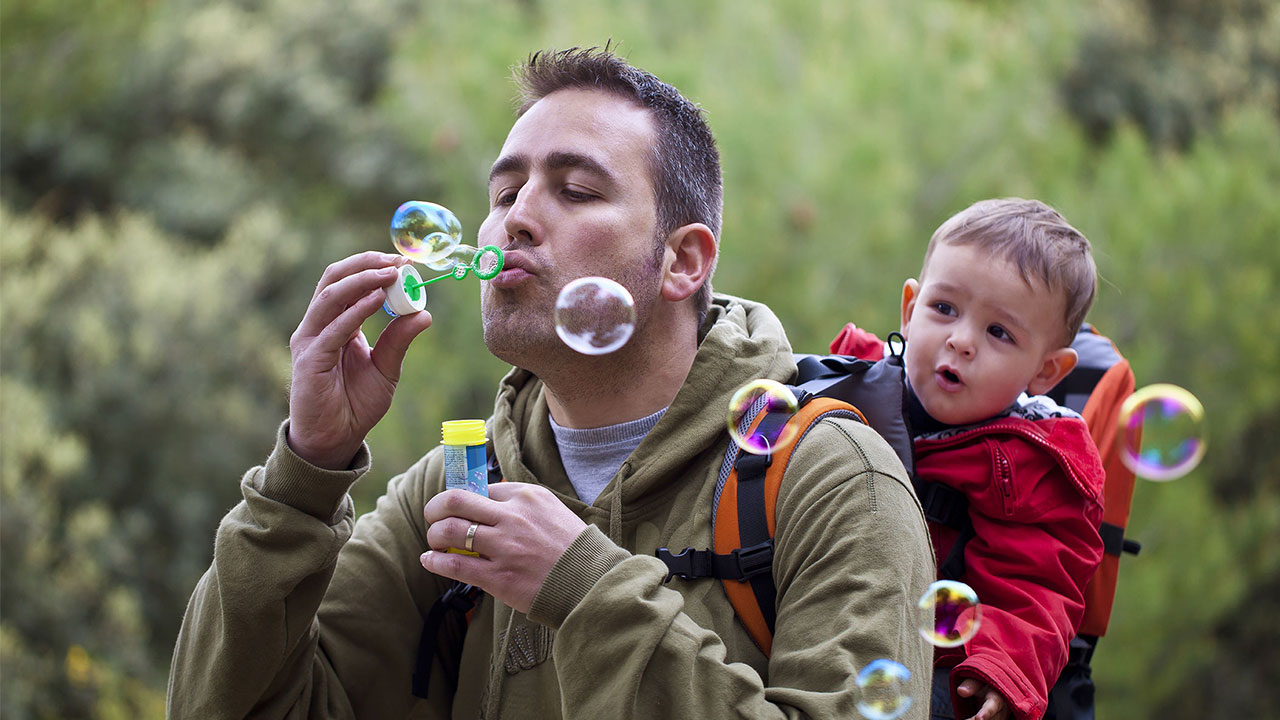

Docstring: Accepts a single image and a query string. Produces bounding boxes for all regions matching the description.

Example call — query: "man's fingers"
[425,516,489,555]
[956,679,979,697]
[370,308,433,382]
[423,489,505,527]
[311,252,406,303]
[419,549,488,587]
[484,481,549,502]
[300,287,388,369]
[296,266,399,341]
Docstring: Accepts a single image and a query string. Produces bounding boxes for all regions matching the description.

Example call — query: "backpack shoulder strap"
[712,395,865,656]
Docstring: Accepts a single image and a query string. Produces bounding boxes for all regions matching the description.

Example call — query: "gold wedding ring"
[464,523,479,553]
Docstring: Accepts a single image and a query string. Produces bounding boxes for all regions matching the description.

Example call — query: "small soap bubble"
[918,580,982,648]
[554,276,636,355]
[854,659,913,720]
[391,201,462,264]
[425,243,471,272]
[1118,384,1207,481]
[727,380,799,455]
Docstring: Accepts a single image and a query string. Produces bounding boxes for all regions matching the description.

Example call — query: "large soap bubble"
[391,201,462,265]
[553,276,637,355]
[1117,383,1207,482]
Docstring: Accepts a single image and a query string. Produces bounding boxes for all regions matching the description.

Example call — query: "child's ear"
[1028,347,1079,396]
[899,279,920,336]
[660,223,717,302]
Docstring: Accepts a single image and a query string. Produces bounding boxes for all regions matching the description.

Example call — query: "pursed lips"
[490,250,538,288]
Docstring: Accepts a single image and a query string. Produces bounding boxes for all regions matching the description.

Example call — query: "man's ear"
[899,279,920,337]
[660,223,717,302]
[1028,347,1079,396]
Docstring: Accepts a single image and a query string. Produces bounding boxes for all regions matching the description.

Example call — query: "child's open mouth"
[936,367,962,389]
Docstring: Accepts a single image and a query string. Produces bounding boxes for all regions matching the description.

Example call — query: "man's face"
[901,242,1070,425]
[479,88,664,369]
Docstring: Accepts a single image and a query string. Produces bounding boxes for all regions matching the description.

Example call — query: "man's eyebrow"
[544,151,618,189]
[488,154,529,185]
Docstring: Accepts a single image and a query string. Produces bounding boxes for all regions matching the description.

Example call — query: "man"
[169,46,934,719]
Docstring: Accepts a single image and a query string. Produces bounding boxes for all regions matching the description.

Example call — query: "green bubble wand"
[383,201,506,317]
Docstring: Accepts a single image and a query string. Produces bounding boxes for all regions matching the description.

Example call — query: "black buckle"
[655,547,698,583]
[732,540,774,580]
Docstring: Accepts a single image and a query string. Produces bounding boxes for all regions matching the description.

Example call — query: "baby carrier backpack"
[656,325,1139,720]
[416,326,1138,718]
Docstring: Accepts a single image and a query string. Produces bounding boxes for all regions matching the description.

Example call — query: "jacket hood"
[488,293,795,508]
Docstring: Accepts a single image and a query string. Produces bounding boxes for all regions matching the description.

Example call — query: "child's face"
[900,242,1078,426]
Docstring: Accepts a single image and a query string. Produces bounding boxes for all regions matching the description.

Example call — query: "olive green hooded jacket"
[168,295,934,719]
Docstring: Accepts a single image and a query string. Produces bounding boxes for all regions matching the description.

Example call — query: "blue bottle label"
[444,443,489,497]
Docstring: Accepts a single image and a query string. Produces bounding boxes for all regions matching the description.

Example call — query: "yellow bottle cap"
[442,419,487,446]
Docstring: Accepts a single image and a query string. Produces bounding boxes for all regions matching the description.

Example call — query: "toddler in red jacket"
[831,198,1106,720]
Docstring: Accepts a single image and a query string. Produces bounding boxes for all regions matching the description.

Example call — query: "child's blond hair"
[922,198,1096,345]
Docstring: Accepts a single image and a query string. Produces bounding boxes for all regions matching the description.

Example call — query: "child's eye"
[988,325,1013,342]
[931,302,955,317]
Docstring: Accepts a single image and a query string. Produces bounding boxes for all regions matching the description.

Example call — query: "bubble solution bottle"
[442,419,488,556]
[442,420,489,498]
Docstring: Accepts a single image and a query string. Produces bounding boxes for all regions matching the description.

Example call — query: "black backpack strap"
[653,414,785,604]
[913,476,974,580]
[731,413,787,633]
[412,581,482,698]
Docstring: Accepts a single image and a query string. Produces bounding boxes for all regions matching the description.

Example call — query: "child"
[831,198,1106,720]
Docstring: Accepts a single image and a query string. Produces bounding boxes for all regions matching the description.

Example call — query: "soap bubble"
[1118,384,1207,481]
[918,580,982,648]
[726,380,799,455]
[554,276,636,355]
[424,243,474,272]
[391,201,462,264]
[854,659,913,720]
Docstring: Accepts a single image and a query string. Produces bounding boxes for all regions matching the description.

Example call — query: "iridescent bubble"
[917,580,982,648]
[726,380,799,456]
[854,659,913,720]
[554,276,636,355]
[1118,384,1207,482]
[390,201,462,264]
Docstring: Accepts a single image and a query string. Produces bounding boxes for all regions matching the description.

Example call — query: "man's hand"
[419,483,589,614]
[287,252,433,470]
[956,678,1010,720]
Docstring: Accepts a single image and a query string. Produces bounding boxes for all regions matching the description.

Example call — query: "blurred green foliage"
[2,0,1277,717]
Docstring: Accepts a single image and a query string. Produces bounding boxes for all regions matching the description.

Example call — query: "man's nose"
[502,185,543,247]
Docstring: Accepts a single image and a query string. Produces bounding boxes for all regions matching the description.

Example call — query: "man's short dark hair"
[514,45,722,322]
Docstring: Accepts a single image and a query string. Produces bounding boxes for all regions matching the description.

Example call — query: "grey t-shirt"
[549,408,667,505]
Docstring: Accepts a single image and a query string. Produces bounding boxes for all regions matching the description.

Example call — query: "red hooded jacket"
[831,324,1105,720]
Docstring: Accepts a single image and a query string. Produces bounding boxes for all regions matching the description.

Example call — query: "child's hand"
[956,678,1010,720]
